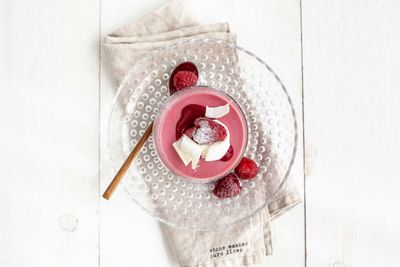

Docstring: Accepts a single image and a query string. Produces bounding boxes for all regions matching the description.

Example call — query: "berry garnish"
[172,70,198,91]
[169,62,198,95]
[192,117,227,145]
[183,127,196,139]
[234,157,259,180]
[175,104,206,140]
[213,173,242,198]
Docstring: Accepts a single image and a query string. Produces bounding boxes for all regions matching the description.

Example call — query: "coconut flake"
[172,138,191,166]
[173,134,206,169]
[205,104,230,118]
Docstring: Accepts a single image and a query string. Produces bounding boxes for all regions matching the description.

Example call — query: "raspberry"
[213,173,242,198]
[183,127,196,139]
[192,117,227,145]
[172,71,198,91]
[234,157,259,180]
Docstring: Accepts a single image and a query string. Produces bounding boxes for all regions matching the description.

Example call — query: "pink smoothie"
[153,86,248,181]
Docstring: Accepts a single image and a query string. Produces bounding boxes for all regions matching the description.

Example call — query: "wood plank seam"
[300,0,307,266]
[98,0,102,266]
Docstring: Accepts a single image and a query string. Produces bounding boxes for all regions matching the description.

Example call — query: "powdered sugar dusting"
[202,120,230,161]
[193,119,214,144]
[192,117,227,145]
[213,173,242,198]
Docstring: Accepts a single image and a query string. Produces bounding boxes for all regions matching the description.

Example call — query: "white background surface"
[1,0,399,266]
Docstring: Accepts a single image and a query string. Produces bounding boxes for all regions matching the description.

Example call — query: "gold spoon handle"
[102,121,154,200]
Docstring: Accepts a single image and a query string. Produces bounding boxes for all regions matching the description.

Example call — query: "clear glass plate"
[106,38,298,230]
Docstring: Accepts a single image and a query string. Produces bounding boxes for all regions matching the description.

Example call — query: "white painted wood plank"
[0,1,100,266]
[100,1,304,266]
[100,1,176,267]
[303,1,400,266]
[204,2,305,266]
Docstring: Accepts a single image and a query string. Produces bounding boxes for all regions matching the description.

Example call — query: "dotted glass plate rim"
[105,38,298,230]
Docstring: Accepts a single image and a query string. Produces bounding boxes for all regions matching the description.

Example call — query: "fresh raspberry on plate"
[192,117,227,145]
[234,157,259,180]
[213,173,242,198]
[172,70,198,91]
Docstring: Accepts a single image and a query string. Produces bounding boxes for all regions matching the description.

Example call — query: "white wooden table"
[1,0,399,266]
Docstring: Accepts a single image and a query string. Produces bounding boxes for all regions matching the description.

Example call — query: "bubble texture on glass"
[107,38,297,230]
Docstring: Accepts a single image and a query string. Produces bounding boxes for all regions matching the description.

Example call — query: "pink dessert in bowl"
[153,86,248,182]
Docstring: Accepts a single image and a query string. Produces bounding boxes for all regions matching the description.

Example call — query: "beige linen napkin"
[104,0,301,266]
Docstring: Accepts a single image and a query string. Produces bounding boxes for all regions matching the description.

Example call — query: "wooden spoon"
[103,62,198,200]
